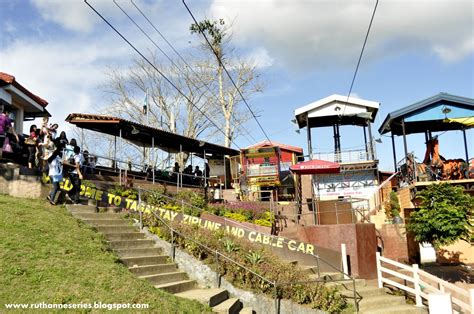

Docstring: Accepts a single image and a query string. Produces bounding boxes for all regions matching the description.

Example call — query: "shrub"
[223,212,248,222]
[108,185,138,200]
[407,183,473,247]
[253,219,272,227]
[147,221,347,312]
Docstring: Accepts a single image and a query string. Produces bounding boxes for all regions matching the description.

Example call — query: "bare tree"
[101,52,222,167]
[191,19,263,147]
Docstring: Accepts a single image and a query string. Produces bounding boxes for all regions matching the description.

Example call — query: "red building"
[233,140,303,201]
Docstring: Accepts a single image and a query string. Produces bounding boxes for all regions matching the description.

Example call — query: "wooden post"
[469,289,474,313]
[401,119,408,160]
[463,128,469,162]
[376,252,382,288]
[363,125,368,156]
[306,115,312,159]
[367,121,374,160]
[391,133,397,172]
[341,243,349,279]
[428,293,452,313]
[413,264,422,307]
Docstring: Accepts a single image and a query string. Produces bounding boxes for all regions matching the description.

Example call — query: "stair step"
[129,264,178,277]
[212,298,242,314]
[341,286,388,298]
[239,307,254,314]
[140,271,188,285]
[360,304,427,314]
[109,240,155,249]
[105,232,145,241]
[155,280,196,294]
[73,213,125,219]
[83,219,130,226]
[175,288,228,307]
[358,295,406,311]
[325,278,367,290]
[68,204,97,212]
[121,255,169,267]
[95,226,137,233]
[117,247,162,257]
[301,265,319,275]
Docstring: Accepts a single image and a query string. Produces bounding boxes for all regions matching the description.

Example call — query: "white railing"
[376,252,473,313]
[312,147,374,163]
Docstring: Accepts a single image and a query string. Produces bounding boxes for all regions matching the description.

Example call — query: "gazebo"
[379,93,473,185]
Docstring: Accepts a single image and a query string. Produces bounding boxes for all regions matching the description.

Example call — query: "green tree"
[406,183,473,248]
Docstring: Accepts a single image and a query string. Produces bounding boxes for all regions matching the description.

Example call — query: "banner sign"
[60,180,315,255]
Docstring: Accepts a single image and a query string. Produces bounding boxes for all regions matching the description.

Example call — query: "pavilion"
[379,92,473,185]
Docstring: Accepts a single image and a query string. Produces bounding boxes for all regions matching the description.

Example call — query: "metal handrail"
[136,192,359,312]
[132,185,360,311]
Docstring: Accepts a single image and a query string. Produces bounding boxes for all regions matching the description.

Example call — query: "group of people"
[24,117,86,205]
[174,162,210,186]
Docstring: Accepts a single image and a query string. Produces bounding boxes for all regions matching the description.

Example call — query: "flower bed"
[142,213,347,313]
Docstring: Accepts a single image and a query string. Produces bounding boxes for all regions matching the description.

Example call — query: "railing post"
[171,230,175,262]
[428,293,452,314]
[470,289,474,313]
[215,250,220,288]
[138,188,143,231]
[353,278,358,313]
[341,243,349,279]
[274,283,279,314]
[316,255,321,278]
[376,252,382,288]
[413,264,422,306]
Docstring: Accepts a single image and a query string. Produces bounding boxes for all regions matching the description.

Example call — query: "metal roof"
[246,140,304,154]
[378,93,474,135]
[294,94,380,128]
[65,113,239,157]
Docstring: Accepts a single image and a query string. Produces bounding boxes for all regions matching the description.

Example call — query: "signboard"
[314,170,377,199]
[59,179,315,256]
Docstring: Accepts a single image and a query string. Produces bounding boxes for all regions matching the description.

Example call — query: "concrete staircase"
[297,261,427,313]
[68,204,253,314]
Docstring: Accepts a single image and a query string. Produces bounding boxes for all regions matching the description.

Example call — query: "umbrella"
[290,159,340,175]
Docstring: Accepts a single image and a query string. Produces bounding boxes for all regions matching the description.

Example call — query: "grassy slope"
[0,195,209,313]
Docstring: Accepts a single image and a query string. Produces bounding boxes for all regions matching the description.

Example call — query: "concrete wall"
[294,224,377,279]
[142,227,325,314]
[379,224,409,264]
[0,165,49,199]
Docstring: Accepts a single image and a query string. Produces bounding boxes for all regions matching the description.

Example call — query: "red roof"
[246,140,303,154]
[290,159,340,175]
[0,72,48,107]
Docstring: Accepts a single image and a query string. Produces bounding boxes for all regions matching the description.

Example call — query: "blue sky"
[0,0,473,171]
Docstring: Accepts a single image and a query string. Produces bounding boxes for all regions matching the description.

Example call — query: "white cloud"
[0,35,132,133]
[209,0,474,69]
[30,0,103,33]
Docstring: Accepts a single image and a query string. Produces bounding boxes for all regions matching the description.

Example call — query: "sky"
[0,0,473,171]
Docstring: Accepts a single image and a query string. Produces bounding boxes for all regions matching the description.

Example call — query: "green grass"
[0,195,210,313]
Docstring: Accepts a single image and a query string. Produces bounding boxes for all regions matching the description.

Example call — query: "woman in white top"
[47,149,63,205]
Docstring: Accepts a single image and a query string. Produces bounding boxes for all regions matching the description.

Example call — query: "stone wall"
[141,226,325,314]
[0,165,49,199]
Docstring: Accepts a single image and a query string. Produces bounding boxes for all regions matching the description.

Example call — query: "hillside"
[0,195,209,313]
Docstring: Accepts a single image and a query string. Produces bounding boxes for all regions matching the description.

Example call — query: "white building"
[0,72,49,134]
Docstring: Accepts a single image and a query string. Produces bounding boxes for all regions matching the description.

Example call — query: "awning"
[445,117,474,127]
[65,113,239,158]
[290,159,340,175]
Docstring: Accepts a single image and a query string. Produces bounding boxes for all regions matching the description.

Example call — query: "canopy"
[290,159,340,175]
[379,93,474,135]
[65,113,239,158]
[446,117,474,127]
